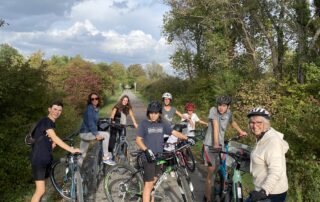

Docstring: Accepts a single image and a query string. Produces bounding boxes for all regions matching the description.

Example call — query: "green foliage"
[287,159,320,201]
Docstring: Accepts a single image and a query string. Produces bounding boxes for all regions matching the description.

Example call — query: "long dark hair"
[87,92,100,107]
[113,95,132,115]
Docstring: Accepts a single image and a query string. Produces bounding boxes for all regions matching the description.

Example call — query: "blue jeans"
[245,191,287,202]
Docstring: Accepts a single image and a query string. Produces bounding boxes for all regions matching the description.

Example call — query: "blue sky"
[0,0,175,73]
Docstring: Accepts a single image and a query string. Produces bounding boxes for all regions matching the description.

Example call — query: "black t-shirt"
[31,117,55,166]
[137,119,172,154]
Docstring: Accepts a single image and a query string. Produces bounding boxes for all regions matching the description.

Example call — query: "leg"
[100,131,112,158]
[79,132,96,159]
[31,180,45,202]
[203,145,219,201]
[108,127,118,152]
[142,161,158,202]
[204,166,216,201]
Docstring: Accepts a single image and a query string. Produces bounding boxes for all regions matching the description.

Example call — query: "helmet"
[247,107,271,119]
[147,101,162,114]
[216,95,232,105]
[185,102,196,111]
[162,92,173,100]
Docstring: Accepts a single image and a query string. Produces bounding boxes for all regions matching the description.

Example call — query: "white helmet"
[247,107,271,119]
[162,92,172,100]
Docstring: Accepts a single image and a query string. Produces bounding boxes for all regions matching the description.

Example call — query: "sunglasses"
[91,97,99,101]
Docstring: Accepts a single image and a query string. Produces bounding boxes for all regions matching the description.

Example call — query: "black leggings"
[108,127,121,152]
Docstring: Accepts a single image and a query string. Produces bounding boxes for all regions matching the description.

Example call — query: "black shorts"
[143,161,161,182]
[32,164,51,180]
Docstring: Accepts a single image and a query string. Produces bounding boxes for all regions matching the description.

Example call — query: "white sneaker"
[170,171,175,178]
[103,158,116,166]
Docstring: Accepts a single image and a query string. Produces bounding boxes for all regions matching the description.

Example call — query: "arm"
[47,129,80,153]
[197,119,208,127]
[213,119,220,148]
[261,139,285,195]
[176,110,188,119]
[172,130,188,141]
[129,109,138,128]
[110,108,117,120]
[86,107,98,136]
[136,136,148,151]
[231,121,247,136]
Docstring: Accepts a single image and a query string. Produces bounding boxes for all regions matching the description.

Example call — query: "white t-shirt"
[181,113,200,137]
[164,113,200,151]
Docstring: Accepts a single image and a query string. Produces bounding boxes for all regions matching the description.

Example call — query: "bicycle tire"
[104,163,143,202]
[183,147,196,172]
[75,171,84,202]
[176,168,194,202]
[50,159,73,201]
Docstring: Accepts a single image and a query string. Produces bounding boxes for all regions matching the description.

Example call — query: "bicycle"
[173,122,207,173]
[103,141,196,202]
[98,118,135,164]
[210,136,251,202]
[50,132,84,202]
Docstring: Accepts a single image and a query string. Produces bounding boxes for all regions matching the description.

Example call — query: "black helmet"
[247,107,271,119]
[147,101,162,115]
[216,95,232,105]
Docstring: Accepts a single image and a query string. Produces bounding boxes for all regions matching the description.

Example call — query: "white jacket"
[250,127,289,195]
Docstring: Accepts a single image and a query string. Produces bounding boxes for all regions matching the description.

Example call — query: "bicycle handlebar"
[98,118,135,129]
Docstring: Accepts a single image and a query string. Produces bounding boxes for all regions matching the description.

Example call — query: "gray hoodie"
[250,127,289,195]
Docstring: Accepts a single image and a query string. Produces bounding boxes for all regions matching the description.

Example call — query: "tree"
[145,61,167,80]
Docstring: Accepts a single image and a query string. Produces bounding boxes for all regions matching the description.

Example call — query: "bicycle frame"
[214,136,248,202]
[51,152,84,201]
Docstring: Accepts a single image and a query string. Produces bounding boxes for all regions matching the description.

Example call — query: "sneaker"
[170,171,175,178]
[103,157,116,166]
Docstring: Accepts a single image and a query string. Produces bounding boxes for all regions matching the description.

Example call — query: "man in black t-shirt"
[31,101,80,202]
[136,101,195,202]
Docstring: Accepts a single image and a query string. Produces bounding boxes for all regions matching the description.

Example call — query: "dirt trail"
[87,90,206,201]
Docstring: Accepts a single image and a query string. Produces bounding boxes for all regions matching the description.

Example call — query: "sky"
[0,0,176,74]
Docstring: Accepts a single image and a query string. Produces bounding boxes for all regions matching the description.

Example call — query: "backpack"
[24,123,41,146]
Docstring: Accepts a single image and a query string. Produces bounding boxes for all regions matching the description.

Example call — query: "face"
[164,98,171,106]
[187,110,193,115]
[249,116,266,136]
[48,105,63,121]
[122,97,129,105]
[90,94,100,107]
[217,104,229,114]
[149,112,160,122]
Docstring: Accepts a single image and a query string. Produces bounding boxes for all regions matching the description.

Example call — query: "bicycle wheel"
[75,171,84,202]
[176,168,194,202]
[104,163,143,202]
[50,159,73,201]
[183,147,196,172]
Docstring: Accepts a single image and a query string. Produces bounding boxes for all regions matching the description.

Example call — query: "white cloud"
[0,0,175,73]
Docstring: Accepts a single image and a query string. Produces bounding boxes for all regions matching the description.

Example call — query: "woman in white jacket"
[246,107,289,202]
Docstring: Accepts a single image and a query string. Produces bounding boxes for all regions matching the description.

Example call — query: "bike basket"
[226,141,251,172]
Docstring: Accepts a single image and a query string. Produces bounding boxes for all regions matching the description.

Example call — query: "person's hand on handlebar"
[134,123,138,129]
[212,144,222,152]
[187,137,196,146]
[239,130,247,137]
[96,134,104,141]
[70,147,81,154]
